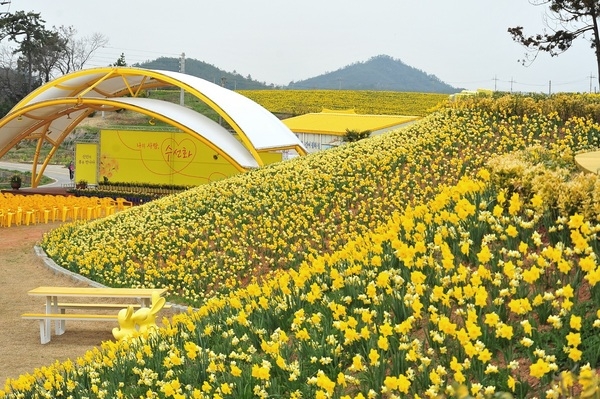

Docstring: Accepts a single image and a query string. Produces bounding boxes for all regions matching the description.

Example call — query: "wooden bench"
[24,286,169,344]
[54,302,172,311]
[23,303,173,344]
[22,313,119,344]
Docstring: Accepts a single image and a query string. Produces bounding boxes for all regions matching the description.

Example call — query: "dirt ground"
[0,222,177,385]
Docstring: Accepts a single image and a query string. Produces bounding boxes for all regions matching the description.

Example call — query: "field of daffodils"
[239,90,448,116]
[2,93,600,398]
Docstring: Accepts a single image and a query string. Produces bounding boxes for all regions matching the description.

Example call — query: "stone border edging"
[34,245,105,287]
[33,245,190,314]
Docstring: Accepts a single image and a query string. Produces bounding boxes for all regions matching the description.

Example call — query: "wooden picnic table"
[24,286,168,344]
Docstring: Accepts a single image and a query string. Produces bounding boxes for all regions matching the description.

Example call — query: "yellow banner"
[100,130,281,186]
[75,143,98,184]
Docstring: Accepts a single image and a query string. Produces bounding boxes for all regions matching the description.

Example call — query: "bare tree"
[508,0,600,88]
[54,26,109,75]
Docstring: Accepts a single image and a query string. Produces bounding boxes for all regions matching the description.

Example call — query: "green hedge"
[69,181,191,205]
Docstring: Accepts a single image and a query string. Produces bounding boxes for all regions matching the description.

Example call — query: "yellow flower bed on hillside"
[6,169,600,398]
[40,96,600,307]
[3,93,597,398]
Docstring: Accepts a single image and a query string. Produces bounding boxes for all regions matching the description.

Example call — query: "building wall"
[294,132,343,153]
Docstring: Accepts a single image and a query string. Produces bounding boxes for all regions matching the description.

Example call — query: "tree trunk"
[592,5,600,92]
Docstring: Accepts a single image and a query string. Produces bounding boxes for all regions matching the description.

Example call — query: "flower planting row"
[2,94,599,398]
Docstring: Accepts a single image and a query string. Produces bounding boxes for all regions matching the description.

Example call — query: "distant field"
[0,89,448,164]
[238,89,449,116]
[150,89,449,117]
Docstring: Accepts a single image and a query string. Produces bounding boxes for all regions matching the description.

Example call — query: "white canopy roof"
[0,67,307,186]
[155,70,304,152]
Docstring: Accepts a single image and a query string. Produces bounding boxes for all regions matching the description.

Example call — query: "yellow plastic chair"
[87,197,102,219]
[61,205,71,222]
[24,209,35,226]
[43,197,60,222]
[42,208,51,224]
[15,207,22,226]
[72,205,80,221]
[116,198,133,211]
[84,198,101,220]
[6,210,15,227]
[99,198,117,216]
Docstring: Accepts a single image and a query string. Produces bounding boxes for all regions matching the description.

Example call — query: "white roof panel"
[1,67,306,171]
[112,97,259,169]
[155,70,306,152]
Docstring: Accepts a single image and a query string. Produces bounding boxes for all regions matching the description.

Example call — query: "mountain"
[134,54,461,93]
[287,55,461,93]
[133,57,272,90]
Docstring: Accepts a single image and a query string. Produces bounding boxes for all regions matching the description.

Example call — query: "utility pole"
[548,80,551,96]
[493,75,498,91]
[179,52,185,106]
[510,77,514,93]
[590,72,596,93]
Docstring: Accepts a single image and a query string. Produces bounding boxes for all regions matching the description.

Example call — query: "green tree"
[343,128,371,143]
[508,1,600,89]
[0,47,30,111]
[113,52,127,67]
[32,29,66,83]
[0,11,58,91]
[0,11,107,116]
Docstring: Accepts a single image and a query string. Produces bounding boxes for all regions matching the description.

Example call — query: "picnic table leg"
[52,296,66,335]
[37,320,51,344]
[44,296,52,340]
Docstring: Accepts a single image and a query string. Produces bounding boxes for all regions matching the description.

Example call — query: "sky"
[4,0,599,93]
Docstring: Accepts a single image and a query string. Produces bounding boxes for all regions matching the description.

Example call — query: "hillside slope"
[41,95,599,307]
[22,95,600,399]
[21,97,600,399]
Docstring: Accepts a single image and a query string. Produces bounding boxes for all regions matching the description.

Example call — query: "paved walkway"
[574,151,600,175]
[0,161,72,188]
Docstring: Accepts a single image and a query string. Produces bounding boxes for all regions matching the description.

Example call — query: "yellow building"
[282,109,418,153]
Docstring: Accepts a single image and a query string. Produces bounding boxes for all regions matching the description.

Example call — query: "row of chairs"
[0,193,133,227]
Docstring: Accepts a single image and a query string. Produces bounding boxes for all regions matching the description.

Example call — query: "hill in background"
[134,57,272,90]
[287,55,461,93]
[135,54,461,94]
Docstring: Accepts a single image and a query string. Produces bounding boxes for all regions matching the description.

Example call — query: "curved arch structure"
[0,67,307,187]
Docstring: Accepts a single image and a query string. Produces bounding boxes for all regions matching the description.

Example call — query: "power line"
[85,46,182,67]
[487,75,591,93]
[51,42,599,93]
[100,46,180,58]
